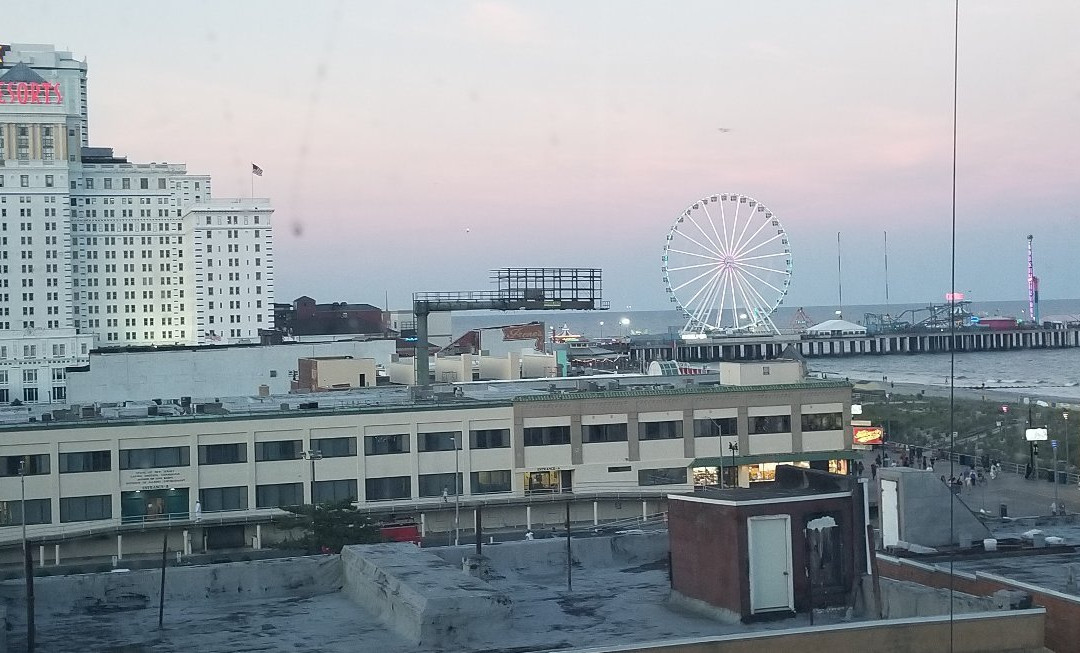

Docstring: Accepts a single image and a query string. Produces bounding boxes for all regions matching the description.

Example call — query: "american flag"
[251,163,264,177]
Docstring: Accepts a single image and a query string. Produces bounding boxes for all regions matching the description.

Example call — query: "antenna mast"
[884,230,890,316]
[836,232,843,319]
[1027,235,1039,324]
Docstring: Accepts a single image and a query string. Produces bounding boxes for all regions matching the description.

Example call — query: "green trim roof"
[512,380,850,402]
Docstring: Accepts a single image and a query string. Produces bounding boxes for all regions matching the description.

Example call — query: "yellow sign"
[0,45,9,65]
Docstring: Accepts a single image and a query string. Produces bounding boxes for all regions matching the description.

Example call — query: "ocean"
[452,299,1080,400]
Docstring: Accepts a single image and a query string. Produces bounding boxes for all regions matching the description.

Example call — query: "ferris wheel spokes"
[662,193,791,335]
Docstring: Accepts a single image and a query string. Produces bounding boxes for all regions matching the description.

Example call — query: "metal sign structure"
[412,268,606,386]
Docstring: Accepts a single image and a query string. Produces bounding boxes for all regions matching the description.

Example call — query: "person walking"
[870,463,877,480]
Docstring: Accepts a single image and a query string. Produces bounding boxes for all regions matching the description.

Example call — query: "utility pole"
[1064,410,1071,481]
[20,460,34,652]
[301,449,322,554]
[454,433,461,546]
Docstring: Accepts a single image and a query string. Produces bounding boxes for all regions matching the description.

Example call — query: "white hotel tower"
[0,44,274,403]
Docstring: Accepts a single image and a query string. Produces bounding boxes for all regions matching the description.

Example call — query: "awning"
[691,449,858,467]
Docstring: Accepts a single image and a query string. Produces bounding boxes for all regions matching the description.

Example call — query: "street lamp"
[599,321,604,339]
[301,449,322,554]
[620,317,630,336]
[728,442,739,487]
[1064,410,1070,481]
[453,433,461,546]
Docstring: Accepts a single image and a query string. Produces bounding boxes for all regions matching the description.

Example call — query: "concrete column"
[54,544,60,566]
[570,414,584,465]
[473,508,478,532]
[513,417,526,469]
[593,501,599,526]
[39,545,45,564]
[790,402,804,453]
[642,500,648,522]
[117,534,123,560]
[420,513,426,537]
[526,505,532,530]
[682,408,696,458]
[627,411,641,462]
[183,530,192,556]
[254,524,262,550]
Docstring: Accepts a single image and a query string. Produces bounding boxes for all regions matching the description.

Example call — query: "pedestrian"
[922,456,928,469]
[875,454,882,467]
[870,463,877,480]
[857,461,865,477]
[194,501,202,523]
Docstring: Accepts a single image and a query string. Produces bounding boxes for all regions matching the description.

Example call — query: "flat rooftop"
[5,533,865,652]
[0,375,850,432]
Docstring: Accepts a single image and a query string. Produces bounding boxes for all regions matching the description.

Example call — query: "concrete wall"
[521,353,557,378]
[878,553,1080,653]
[67,340,397,403]
[877,577,998,619]
[303,357,378,389]
[388,358,416,385]
[878,467,990,548]
[340,543,510,646]
[719,361,803,386]
[561,609,1046,653]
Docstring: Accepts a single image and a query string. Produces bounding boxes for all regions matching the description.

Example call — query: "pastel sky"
[7,1,1080,311]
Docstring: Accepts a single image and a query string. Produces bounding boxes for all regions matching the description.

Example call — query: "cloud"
[463,1,545,46]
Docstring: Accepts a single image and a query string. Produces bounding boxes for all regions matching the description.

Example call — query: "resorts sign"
[0,81,64,104]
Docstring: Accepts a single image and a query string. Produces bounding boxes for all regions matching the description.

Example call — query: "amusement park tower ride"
[1027,235,1040,325]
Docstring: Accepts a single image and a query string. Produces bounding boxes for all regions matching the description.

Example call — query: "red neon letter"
[0,82,6,103]
[28,83,42,104]
[51,82,63,103]
[15,82,29,104]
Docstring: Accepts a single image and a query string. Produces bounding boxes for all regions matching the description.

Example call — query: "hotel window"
[255,483,303,508]
[471,470,512,495]
[524,425,570,446]
[584,423,628,443]
[19,175,28,188]
[417,431,461,452]
[60,495,113,522]
[418,473,462,498]
[255,439,302,461]
[198,443,247,465]
[639,421,682,441]
[104,178,113,190]
[364,434,409,456]
[0,499,51,526]
[199,486,248,512]
[469,428,510,449]
[313,479,358,504]
[801,412,844,432]
[749,415,792,435]
[1,454,51,477]
[119,446,190,469]
[365,476,411,501]
[694,417,737,437]
[140,178,149,189]
[45,175,54,188]
[310,437,356,458]
[122,178,130,190]
[59,450,111,473]
[638,467,688,486]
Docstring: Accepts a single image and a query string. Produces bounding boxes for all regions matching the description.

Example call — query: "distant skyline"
[7,1,1079,311]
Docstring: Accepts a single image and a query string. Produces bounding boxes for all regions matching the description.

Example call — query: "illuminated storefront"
[692,451,856,488]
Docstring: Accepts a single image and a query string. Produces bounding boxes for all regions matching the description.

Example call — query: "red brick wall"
[878,556,1078,653]
[669,499,744,615]
[670,491,866,619]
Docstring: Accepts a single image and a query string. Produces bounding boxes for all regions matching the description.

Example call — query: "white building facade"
[0,43,275,402]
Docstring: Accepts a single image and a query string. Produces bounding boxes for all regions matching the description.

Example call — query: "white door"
[880,479,899,548]
[748,515,793,613]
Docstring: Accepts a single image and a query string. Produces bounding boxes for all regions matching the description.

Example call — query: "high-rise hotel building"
[0,44,274,403]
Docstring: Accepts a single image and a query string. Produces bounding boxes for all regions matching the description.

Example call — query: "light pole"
[1064,410,1070,481]
[453,433,461,546]
[599,321,604,339]
[19,459,27,558]
[301,449,322,554]
[728,442,739,487]
[620,317,630,337]
[19,458,34,652]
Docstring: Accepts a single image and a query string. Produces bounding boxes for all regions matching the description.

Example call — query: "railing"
[884,440,1080,486]
[0,490,682,547]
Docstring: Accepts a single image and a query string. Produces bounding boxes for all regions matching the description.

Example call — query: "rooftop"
[0,374,850,432]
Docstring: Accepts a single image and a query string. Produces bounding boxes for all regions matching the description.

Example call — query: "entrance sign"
[121,467,188,491]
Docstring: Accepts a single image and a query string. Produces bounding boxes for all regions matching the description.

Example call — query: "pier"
[626,326,1080,364]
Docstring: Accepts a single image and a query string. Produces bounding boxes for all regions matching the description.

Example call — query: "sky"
[6,1,1080,312]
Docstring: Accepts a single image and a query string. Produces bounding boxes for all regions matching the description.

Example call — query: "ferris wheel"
[661,193,792,335]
